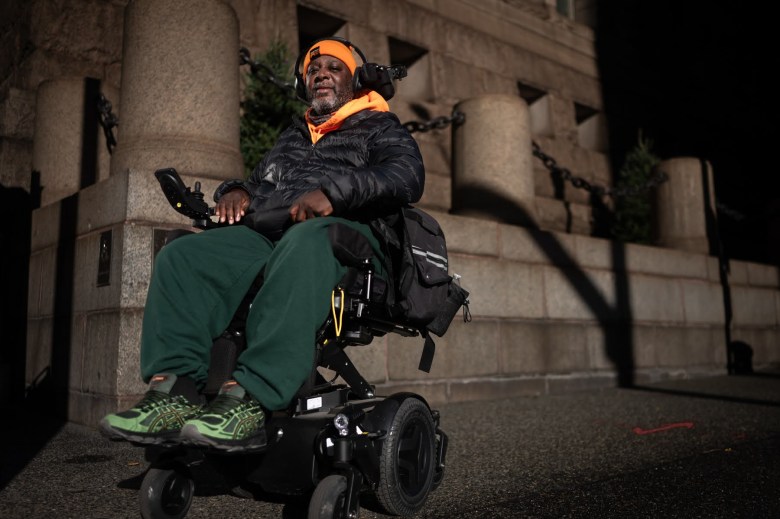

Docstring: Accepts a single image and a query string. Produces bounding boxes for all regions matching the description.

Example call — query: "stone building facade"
[1,0,778,425]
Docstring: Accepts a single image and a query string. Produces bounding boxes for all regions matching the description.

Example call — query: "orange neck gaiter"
[305,91,389,145]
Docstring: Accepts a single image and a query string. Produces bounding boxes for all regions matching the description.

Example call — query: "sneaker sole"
[99,418,182,447]
[180,424,267,453]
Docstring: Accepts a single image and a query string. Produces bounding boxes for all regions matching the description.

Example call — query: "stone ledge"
[68,390,138,428]
[71,361,773,428]
[745,262,780,288]
[731,286,779,326]
[545,372,617,394]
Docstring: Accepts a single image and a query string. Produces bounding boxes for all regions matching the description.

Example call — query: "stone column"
[452,94,537,226]
[25,0,244,426]
[110,0,242,179]
[32,78,116,207]
[655,157,716,254]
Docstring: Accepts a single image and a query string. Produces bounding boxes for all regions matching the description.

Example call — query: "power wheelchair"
[133,168,457,519]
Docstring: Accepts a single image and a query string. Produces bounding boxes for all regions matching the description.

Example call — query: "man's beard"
[310,88,353,116]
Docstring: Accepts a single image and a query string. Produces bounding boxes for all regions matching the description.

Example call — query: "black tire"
[139,465,195,519]
[308,474,350,519]
[375,397,436,516]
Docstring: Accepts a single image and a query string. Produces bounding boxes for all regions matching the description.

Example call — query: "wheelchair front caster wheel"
[140,465,195,519]
[308,474,354,519]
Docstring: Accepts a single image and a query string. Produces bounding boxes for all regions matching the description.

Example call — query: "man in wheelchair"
[100,37,424,453]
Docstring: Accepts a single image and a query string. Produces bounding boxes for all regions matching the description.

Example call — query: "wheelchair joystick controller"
[154,167,215,229]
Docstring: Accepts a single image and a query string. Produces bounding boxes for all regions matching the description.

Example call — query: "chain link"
[239,47,298,97]
[97,93,119,155]
[532,141,668,198]
[403,111,465,134]
[715,202,746,222]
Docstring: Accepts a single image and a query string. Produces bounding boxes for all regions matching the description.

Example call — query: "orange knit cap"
[301,39,358,75]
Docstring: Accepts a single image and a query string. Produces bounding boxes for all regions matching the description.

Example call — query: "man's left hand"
[289,189,334,222]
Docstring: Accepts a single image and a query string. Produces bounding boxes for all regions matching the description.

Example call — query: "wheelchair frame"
[137,169,449,519]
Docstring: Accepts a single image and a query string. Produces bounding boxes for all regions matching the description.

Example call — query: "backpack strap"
[418,331,436,373]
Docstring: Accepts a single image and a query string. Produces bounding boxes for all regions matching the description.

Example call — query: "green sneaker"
[99,373,203,445]
[180,380,267,453]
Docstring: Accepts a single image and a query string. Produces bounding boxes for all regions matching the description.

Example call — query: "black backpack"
[379,207,471,371]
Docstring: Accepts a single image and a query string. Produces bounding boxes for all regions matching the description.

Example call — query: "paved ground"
[2,369,779,518]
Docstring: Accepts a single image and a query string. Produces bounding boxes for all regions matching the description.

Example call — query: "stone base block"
[68,389,141,428]
[545,372,617,394]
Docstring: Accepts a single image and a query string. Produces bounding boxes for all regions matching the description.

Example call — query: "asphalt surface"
[1,370,779,518]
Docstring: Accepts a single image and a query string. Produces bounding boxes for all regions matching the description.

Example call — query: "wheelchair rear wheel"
[140,464,195,519]
[308,474,350,519]
[375,397,436,516]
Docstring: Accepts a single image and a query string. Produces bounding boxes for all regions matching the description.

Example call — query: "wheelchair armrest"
[155,167,216,229]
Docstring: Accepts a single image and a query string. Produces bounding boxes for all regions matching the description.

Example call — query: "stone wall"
[2,0,604,224]
[6,0,780,424]
[25,168,223,424]
[357,214,780,405]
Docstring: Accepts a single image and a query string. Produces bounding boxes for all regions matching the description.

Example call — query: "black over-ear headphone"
[294,36,406,102]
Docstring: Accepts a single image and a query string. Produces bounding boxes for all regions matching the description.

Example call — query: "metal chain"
[97,93,118,155]
[93,73,661,202]
[715,202,746,222]
[94,48,463,150]
[532,141,668,198]
[238,47,467,135]
[239,47,298,97]
[404,111,465,134]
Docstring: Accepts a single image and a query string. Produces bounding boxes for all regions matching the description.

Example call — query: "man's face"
[305,55,354,115]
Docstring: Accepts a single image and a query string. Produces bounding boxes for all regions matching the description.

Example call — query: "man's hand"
[289,189,333,222]
[214,188,250,224]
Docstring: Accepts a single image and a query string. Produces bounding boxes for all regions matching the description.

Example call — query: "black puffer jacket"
[215,109,424,237]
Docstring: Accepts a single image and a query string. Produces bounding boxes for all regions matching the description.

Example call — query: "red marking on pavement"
[632,422,694,435]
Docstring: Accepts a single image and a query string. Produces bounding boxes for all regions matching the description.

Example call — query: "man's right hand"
[214,188,250,224]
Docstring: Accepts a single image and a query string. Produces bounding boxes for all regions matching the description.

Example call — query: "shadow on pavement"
[630,370,780,408]
[0,408,65,491]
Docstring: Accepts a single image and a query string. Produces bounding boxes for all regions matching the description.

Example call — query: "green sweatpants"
[140,217,382,410]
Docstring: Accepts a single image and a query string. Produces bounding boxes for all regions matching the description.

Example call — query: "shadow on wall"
[23,78,101,418]
[0,181,69,492]
[0,79,101,489]
[0,183,33,409]
[0,167,80,496]
[729,340,754,375]
[25,193,78,418]
[452,184,635,387]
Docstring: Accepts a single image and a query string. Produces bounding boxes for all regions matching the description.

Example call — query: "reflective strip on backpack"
[412,245,447,271]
